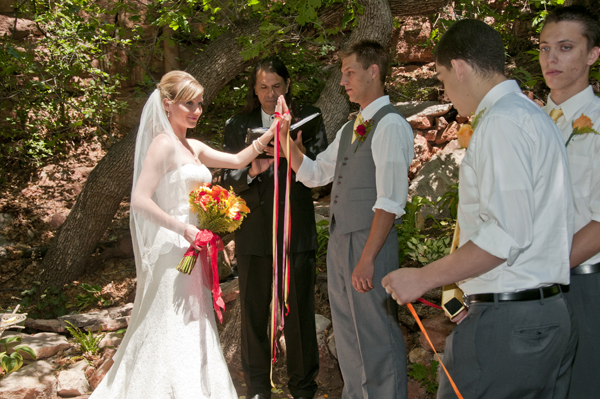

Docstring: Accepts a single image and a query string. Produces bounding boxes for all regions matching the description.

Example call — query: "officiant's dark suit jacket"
[221,103,327,398]
[221,104,328,256]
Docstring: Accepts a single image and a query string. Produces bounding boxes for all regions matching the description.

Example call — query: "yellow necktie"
[550,108,563,123]
[352,113,364,144]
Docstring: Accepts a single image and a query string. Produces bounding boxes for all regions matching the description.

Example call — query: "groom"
[278,40,413,398]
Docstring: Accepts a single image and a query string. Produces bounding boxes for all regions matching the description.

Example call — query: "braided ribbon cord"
[269,111,292,387]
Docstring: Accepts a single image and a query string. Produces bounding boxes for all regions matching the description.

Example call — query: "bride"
[89,71,290,398]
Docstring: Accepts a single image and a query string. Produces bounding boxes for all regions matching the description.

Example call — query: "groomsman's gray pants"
[438,291,578,399]
[327,221,407,399]
[564,272,600,399]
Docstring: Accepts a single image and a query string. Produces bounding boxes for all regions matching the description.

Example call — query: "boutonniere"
[354,119,374,152]
[456,108,485,149]
[566,113,599,147]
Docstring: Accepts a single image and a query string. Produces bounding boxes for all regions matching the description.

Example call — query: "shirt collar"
[359,95,391,120]
[546,85,595,121]
[475,79,521,117]
[260,107,275,127]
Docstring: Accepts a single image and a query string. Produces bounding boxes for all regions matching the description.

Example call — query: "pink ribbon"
[183,230,226,323]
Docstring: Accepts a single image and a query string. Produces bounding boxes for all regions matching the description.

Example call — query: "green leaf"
[14,345,36,360]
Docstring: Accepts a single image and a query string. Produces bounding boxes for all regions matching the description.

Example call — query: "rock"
[408,347,433,365]
[435,121,459,145]
[0,15,42,39]
[315,314,331,335]
[394,17,434,63]
[408,115,433,130]
[24,318,66,332]
[6,332,71,360]
[327,330,337,360]
[58,304,132,332]
[408,144,466,218]
[57,360,90,397]
[88,348,116,390]
[422,130,437,142]
[49,214,67,229]
[418,313,456,352]
[220,278,239,304]
[0,213,13,227]
[0,360,56,398]
[407,379,428,399]
[395,102,452,120]
[98,331,124,349]
[436,116,449,131]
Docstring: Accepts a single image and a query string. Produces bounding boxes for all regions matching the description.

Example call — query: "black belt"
[571,263,600,275]
[466,284,561,306]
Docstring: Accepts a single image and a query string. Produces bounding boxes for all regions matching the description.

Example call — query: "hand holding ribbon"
[177,229,226,323]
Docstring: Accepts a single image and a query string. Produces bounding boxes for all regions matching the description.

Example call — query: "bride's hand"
[276,95,291,145]
[183,225,204,251]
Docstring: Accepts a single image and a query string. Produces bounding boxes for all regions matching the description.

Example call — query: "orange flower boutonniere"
[456,108,485,149]
[566,113,599,147]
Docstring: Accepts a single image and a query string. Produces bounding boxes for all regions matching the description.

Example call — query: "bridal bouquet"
[177,183,250,274]
[176,184,249,324]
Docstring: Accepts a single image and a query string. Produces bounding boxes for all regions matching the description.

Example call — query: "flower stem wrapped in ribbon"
[176,183,250,323]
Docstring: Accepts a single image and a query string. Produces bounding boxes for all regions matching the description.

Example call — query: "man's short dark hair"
[243,57,293,114]
[339,40,389,85]
[435,19,505,78]
[544,5,600,50]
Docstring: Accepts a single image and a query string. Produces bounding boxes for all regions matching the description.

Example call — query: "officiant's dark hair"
[339,40,389,85]
[544,5,600,51]
[435,19,505,78]
[243,57,295,115]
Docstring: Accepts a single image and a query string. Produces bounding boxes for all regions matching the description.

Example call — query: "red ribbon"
[417,297,442,310]
[183,230,226,323]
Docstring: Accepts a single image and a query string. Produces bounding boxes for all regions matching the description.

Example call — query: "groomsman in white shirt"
[278,40,414,398]
[539,6,600,398]
[382,19,578,398]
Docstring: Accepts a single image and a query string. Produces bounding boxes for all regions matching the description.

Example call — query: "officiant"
[221,57,327,399]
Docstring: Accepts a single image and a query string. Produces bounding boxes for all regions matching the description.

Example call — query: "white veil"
[130,89,188,283]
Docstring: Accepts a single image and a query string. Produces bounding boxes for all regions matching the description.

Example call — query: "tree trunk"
[316,0,395,139]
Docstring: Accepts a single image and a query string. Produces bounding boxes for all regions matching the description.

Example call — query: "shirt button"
[342,163,347,166]
[338,176,343,179]
[344,157,348,160]
[334,200,338,204]
[260,200,265,205]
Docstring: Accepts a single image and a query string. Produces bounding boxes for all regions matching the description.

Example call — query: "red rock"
[435,121,459,145]
[455,115,469,124]
[88,349,116,390]
[423,130,437,142]
[49,214,66,229]
[436,116,448,131]
[407,379,428,399]
[408,116,433,130]
[24,318,65,333]
[418,313,456,352]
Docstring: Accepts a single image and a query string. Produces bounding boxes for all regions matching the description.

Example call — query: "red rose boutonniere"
[354,119,374,152]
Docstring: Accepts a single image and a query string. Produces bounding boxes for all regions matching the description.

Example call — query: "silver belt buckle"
[462,293,470,309]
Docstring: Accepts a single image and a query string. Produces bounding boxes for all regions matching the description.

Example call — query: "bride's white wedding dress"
[90,164,237,399]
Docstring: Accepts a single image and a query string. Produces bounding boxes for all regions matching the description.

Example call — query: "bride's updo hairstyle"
[157,70,204,105]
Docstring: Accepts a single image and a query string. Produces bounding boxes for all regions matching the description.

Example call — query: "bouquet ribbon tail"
[176,230,226,323]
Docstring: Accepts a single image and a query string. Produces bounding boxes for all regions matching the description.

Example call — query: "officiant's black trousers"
[238,251,319,398]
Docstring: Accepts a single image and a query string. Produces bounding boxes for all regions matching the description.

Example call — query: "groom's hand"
[248,158,274,177]
[352,259,375,293]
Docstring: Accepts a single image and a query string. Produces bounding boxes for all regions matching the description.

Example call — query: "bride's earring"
[166,110,170,118]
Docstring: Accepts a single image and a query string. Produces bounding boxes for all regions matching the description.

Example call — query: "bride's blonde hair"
[157,71,204,103]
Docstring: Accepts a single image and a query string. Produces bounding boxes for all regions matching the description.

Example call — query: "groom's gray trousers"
[327,219,407,399]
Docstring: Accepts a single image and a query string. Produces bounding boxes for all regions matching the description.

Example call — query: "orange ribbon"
[407,303,463,399]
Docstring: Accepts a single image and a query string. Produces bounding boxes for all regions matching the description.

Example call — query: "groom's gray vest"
[329,104,402,234]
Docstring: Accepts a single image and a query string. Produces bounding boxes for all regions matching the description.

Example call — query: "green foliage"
[406,236,451,266]
[64,320,105,356]
[0,336,36,376]
[19,282,69,319]
[73,283,111,312]
[408,360,439,394]
[436,183,458,220]
[397,196,433,263]
[315,218,330,270]
[0,0,130,173]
